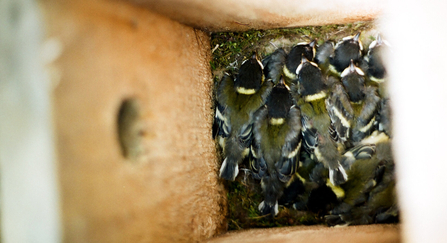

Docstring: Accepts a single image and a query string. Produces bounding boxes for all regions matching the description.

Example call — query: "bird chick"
[214,54,273,181]
[329,33,363,76]
[250,79,302,216]
[262,48,287,85]
[283,41,316,84]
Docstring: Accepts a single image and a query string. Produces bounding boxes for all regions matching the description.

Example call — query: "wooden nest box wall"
[2,0,447,242]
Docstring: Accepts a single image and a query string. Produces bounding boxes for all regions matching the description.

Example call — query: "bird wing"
[276,106,302,183]
[212,101,230,139]
[326,83,354,144]
[250,106,268,179]
[301,114,318,155]
[352,86,381,143]
[262,48,287,84]
[377,98,392,136]
[340,143,376,169]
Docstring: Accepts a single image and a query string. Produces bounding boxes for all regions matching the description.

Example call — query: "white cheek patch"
[341,67,351,78]
[296,63,304,75]
[257,59,264,70]
[369,40,378,50]
[310,61,320,68]
[304,91,327,102]
[341,66,364,77]
[237,87,256,95]
[355,67,365,76]
[358,39,363,51]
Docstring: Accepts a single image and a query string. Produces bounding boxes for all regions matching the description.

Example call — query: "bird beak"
[309,40,316,48]
[350,59,356,72]
[278,76,285,85]
[376,34,383,45]
[252,52,258,60]
[354,32,361,42]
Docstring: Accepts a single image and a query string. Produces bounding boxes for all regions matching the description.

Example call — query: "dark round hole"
[117,98,145,161]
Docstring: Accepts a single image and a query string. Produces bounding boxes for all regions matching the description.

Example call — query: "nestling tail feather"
[329,164,348,186]
[258,200,279,216]
[219,158,239,181]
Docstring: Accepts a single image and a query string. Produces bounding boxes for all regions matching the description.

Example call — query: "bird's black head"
[367,34,389,82]
[266,79,293,121]
[331,32,363,73]
[285,41,316,76]
[297,56,328,98]
[235,53,264,95]
[341,60,366,103]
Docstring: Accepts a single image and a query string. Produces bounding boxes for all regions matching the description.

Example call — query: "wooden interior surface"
[41,1,227,242]
[208,225,400,243]
[129,0,384,32]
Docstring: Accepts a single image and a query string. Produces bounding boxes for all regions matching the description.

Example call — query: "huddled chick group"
[213,33,397,226]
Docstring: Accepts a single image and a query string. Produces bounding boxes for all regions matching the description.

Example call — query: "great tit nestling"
[325,83,354,147]
[326,62,381,146]
[214,54,273,181]
[351,86,381,143]
[365,34,391,99]
[250,79,302,216]
[294,56,347,186]
[366,34,390,84]
[295,56,327,100]
[315,40,335,74]
[283,41,316,83]
[329,33,363,76]
[341,60,366,103]
[377,98,392,137]
[326,132,397,226]
[262,48,287,85]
